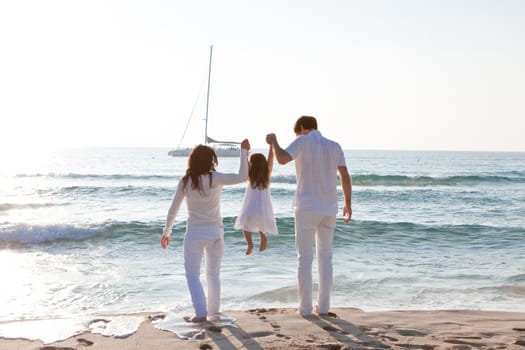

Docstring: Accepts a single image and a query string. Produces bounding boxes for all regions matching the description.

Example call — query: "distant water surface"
[1,148,524,321]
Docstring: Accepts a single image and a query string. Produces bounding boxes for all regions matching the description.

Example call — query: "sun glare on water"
[1,146,59,176]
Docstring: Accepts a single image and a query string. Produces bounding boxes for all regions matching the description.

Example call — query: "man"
[266,115,352,316]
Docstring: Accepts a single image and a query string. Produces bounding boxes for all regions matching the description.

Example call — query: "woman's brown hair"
[248,153,269,190]
[182,145,218,193]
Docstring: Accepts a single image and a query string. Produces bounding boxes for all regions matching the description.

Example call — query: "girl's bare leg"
[244,231,254,255]
[259,231,268,252]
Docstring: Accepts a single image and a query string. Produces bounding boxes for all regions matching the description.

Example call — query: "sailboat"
[168,46,240,157]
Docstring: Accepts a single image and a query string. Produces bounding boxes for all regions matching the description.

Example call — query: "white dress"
[234,184,278,234]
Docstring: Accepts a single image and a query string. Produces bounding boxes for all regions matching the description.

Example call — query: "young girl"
[234,144,278,255]
[161,140,250,322]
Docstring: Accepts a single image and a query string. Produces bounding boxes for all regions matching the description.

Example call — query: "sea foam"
[0,316,145,344]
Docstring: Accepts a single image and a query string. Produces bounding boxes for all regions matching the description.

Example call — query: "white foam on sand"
[0,318,87,344]
[88,315,144,338]
[0,315,145,344]
[0,313,237,343]
[153,313,237,340]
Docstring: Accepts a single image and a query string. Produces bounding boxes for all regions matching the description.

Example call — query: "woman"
[161,139,250,322]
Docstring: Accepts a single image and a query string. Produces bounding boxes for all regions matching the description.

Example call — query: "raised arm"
[338,165,352,224]
[267,143,275,174]
[213,139,250,185]
[266,133,292,165]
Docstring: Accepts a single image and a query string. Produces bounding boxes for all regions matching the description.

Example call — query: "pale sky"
[1,0,524,152]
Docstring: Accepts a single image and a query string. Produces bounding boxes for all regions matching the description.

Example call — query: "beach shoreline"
[1,307,525,349]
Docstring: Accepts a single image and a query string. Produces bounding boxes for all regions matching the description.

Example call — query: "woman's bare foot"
[184,315,207,323]
[259,232,267,252]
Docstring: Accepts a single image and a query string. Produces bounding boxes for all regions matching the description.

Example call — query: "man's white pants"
[183,226,224,318]
[295,210,336,315]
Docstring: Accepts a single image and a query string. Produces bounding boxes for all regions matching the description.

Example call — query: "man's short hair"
[294,116,318,133]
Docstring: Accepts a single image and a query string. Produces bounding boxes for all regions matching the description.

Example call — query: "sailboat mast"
[204,45,213,145]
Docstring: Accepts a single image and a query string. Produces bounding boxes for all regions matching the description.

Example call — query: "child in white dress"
[234,144,278,255]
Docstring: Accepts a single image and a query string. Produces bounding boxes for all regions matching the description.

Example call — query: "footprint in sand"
[206,325,223,333]
[320,344,345,350]
[148,314,166,322]
[248,331,274,338]
[249,308,278,314]
[276,333,291,340]
[396,329,427,337]
[443,338,483,347]
[381,335,399,342]
[513,327,525,346]
[322,325,350,335]
[515,337,525,347]
[77,338,94,346]
[395,344,435,350]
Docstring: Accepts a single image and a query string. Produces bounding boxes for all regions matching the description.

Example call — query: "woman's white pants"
[183,226,224,318]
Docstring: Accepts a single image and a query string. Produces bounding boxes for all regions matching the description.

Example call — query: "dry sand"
[1,307,525,349]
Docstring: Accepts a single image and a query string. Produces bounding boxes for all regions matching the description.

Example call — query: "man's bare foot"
[246,243,254,255]
[184,315,207,323]
[259,233,267,252]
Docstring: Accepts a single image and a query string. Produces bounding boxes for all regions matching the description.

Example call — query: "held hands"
[266,133,276,145]
[241,139,250,151]
[161,233,170,249]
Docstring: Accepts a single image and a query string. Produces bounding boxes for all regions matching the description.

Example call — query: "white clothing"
[184,226,223,318]
[284,130,345,316]
[163,149,249,234]
[295,210,335,315]
[163,149,248,318]
[285,130,346,216]
[234,184,278,234]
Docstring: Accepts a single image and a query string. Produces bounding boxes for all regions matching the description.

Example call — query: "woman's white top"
[163,149,249,236]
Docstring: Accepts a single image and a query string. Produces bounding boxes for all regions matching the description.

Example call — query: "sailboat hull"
[167,148,191,157]
[168,146,240,157]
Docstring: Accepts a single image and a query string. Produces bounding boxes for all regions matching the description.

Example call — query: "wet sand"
[1,307,525,349]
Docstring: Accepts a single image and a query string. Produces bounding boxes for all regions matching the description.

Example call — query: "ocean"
[1,147,524,323]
